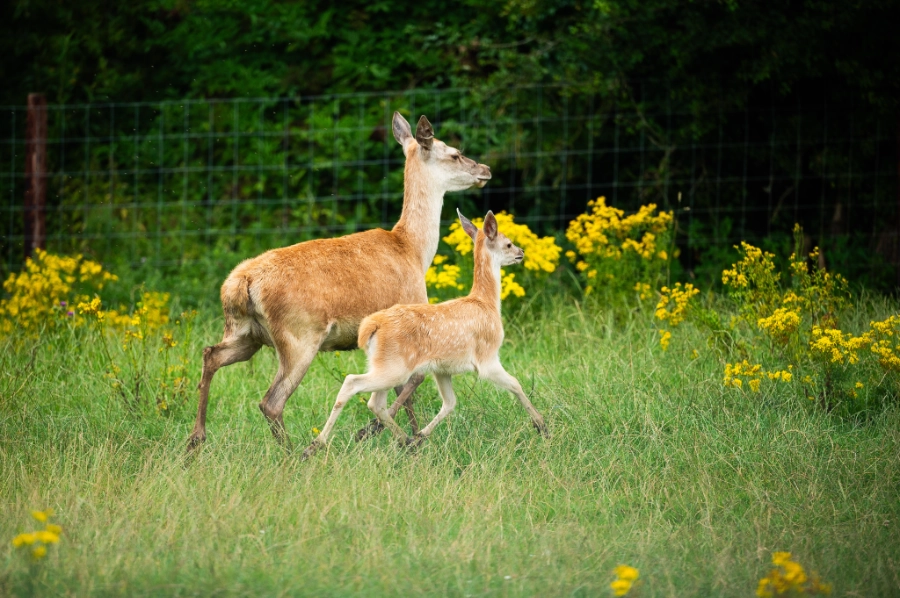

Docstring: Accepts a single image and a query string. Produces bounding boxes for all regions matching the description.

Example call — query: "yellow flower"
[749,379,761,392]
[614,565,639,581]
[659,330,672,351]
[31,510,48,523]
[31,545,47,559]
[610,579,632,596]
[756,578,773,598]
[655,283,699,326]
[36,530,60,544]
[500,270,525,300]
[12,533,36,547]
[311,427,321,436]
[772,552,792,566]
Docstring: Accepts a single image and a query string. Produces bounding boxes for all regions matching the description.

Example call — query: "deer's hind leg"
[259,326,330,447]
[188,327,261,450]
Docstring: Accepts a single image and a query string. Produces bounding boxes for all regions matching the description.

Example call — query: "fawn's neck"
[469,237,502,313]
[392,157,444,274]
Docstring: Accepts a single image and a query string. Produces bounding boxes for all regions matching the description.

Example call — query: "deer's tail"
[220,273,255,333]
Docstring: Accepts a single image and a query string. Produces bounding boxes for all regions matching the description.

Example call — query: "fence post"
[24,93,47,259]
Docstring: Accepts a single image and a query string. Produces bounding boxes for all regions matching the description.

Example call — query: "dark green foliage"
[2,0,899,294]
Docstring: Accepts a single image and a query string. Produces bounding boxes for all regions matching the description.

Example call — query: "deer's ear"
[457,208,478,241]
[392,112,413,149]
[483,211,498,241]
[416,115,434,152]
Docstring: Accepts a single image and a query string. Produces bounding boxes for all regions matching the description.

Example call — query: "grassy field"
[2,295,899,597]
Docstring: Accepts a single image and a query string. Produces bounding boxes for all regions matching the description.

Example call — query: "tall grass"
[2,295,899,596]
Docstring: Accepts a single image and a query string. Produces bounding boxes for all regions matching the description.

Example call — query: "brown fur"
[187,113,492,450]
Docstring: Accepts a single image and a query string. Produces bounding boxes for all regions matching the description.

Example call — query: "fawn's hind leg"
[409,373,458,446]
[355,373,425,441]
[367,388,410,443]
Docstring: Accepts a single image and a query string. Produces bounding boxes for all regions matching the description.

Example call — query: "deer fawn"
[187,113,492,450]
[303,209,548,457]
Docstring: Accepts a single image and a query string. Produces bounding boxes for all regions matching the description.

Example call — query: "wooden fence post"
[24,93,47,260]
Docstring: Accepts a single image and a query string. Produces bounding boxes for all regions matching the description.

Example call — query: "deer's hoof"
[355,419,385,442]
[534,422,551,439]
[403,433,427,450]
[186,434,206,452]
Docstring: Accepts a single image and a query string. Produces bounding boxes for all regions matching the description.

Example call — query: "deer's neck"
[392,160,444,274]
[469,239,502,313]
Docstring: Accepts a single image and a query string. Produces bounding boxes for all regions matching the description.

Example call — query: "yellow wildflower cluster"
[77,291,170,335]
[11,508,62,561]
[430,212,557,302]
[724,360,792,391]
[722,242,781,319]
[788,231,850,321]
[565,197,672,296]
[756,552,831,597]
[758,307,802,344]
[658,329,672,351]
[609,565,639,597]
[654,283,700,351]
[0,249,118,335]
[634,282,653,301]
[656,283,699,326]
[566,197,671,262]
[425,256,465,303]
[444,211,561,274]
[808,326,871,365]
[869,315,900,371]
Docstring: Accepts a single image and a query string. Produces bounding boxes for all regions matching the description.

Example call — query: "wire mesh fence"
[2,84,897,289]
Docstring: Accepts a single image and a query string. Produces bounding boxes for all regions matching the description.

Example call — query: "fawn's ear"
[457,208,478,241]
[483,211,498,241]
[416,115,434,152]
[392,112,413,150]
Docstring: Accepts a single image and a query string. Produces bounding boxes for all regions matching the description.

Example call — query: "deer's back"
[222,229,427,349]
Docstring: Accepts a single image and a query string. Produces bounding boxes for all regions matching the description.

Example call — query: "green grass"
[1,296,899,597]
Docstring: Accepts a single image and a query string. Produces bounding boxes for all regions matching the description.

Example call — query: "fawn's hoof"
[355,419,385,442]
[534,421,551,438]
[300,441,323,462]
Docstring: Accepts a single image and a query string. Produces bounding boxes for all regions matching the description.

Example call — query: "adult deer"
[303,210,548,457]
[187,113,492,450]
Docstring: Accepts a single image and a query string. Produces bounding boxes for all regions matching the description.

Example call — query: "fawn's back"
[360,296,504,375]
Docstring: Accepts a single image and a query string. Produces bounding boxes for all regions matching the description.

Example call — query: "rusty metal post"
[24,93,47,259]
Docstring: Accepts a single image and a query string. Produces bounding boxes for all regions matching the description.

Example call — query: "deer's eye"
[507,243,512,248]
[452,154,460,160]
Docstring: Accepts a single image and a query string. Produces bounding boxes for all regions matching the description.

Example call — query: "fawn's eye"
[507,243,512,248]
[452,154,460,160]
